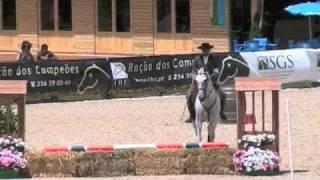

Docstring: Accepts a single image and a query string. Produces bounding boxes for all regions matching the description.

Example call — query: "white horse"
[193,67,221,142]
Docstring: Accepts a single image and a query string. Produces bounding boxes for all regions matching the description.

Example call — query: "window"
[156,0,190,33]
[58,0,72,31]
[40,0,72,31]
[97,0,131,32]
[157,0,171,33]
[116,0,130,32]
[41,0,54,30]
[211,0,225,26]
[176,0,190,33]
[98,0,112,31]
[2,0,16,30]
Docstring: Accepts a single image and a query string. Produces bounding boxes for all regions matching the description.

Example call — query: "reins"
[198,72,218,117]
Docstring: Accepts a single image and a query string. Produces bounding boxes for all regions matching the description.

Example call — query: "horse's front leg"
[192,120,198,136]
[195,98,204,142]
[195,114,203,142]
[197,120,202,142]
[207,110,220,142]
[207,122,216,142]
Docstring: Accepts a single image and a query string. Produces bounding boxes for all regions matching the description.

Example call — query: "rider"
[185,42,227,123]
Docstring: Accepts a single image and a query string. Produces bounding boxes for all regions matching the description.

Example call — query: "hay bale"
[75,151,135,177]
[183,148,234,174]
[27,148,234,177]
[28,151,135,177]
[134,150,185,175]
[27,151,79,177]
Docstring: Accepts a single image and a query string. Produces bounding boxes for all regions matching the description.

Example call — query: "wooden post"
[262,91,265,132]
[252,91,255,132]
[236,91,242,148]
[0,81,27,140]
[272,90,280,155]
[235,77,280,154]
[17,95,26,140]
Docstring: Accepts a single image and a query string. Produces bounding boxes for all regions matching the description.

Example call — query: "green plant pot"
[0,169,22,179]
[242,170,278,176]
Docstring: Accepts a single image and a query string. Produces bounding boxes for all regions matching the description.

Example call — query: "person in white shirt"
[37,44,57,62]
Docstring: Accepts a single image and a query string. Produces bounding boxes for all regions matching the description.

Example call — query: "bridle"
[197,72,214,102]
[196,71,218,114]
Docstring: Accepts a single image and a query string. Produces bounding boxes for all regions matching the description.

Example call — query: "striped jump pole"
[43,142,228,154]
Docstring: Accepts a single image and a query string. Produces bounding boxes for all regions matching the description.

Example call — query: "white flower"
[0,105,7,114]
[253,165,260,171]
[239,133,276,148]
[17,142,25,148]
[4,139,10,145]
[10,104,18,116]
[267,134,275,140]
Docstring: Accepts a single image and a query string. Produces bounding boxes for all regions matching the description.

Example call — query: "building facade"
[0,0,231,56]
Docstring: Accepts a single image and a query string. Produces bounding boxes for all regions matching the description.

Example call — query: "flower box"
[241,169,278,176]
[0,136,26,178]
[233,147,280,176]
[0,168,21,179]
[238,133,275,149]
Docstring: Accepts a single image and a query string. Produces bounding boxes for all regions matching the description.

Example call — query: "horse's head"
[195,67,210,101]
[217,55,250,84]
[77,64,111,95]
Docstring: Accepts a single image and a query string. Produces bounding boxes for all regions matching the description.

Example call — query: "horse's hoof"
[184,117,193,123]
[221,113,228,121]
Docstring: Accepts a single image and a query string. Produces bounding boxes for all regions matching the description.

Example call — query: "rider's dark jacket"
[193,54,220,86]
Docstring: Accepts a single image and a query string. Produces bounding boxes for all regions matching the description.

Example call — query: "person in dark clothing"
[262,11,275,41]
[249,13,263,39]
[37,44,57,61]
[185,42,227,123]
[16,41,34,63]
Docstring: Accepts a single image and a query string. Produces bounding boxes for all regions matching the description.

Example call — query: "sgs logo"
[258,55,294,70]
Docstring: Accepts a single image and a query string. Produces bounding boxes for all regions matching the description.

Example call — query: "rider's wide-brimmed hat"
[197,42,214,50]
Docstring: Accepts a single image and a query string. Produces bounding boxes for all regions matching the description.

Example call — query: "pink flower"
[260,164,268,171]
[0,149,26,169]
[0,156,13,167]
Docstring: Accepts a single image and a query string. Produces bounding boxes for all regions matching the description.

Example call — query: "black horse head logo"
[77,64,112,95]
[217,55,250,84]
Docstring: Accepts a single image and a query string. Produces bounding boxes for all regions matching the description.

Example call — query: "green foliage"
[0,101,18,135]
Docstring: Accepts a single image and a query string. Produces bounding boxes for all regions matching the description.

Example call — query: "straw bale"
[27,148,234,177]
[27,152,79,177]
[134,150,185,175]
[183,148,234,174]
[75,150,135,177]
